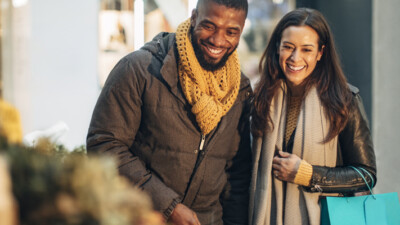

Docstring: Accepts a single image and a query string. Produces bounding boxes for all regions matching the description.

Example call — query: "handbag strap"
[349,166,375,195]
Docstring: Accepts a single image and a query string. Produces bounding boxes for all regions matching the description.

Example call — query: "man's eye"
[202,24,214,30]
[227,30,239,36]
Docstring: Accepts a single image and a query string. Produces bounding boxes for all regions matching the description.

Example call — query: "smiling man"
[87,0,252,225]
[190,0,244,71]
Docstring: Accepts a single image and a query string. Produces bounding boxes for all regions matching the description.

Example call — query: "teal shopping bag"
[321,166,400,225]
[321,192,400,225]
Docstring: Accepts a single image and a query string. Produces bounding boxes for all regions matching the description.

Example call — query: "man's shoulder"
[140,32,176,59]
[108,32,177,86]
[120,32,176,68]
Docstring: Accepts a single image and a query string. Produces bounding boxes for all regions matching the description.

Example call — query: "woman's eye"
[283,45,293,50]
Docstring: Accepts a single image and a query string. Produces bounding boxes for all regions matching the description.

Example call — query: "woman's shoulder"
[343,83,370,129]
[347,83,359,96]
[346,83,364,109]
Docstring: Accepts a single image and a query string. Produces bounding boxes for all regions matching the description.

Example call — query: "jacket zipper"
[199,134,206,151]
[182,134,206,202]
[311,181,371,192]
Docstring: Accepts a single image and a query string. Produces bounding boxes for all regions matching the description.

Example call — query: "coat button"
[194,150,198,154]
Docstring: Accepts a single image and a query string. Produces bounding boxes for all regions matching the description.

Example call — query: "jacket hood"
[141,32,176,61]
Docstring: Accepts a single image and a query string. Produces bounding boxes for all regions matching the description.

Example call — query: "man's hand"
[168,203,201,225]
[272,151,301,183]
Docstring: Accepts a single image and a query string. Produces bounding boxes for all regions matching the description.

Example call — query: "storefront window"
[98,0,134,86]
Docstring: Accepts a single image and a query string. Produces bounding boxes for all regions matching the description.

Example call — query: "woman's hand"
[272,151,301,182]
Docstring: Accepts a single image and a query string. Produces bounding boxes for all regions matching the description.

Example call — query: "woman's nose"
[289,49,300,61]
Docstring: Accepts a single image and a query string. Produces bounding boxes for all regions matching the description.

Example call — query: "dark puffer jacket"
[87,32,252,225]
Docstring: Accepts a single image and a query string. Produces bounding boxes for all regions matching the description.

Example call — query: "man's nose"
[209,30,225,47]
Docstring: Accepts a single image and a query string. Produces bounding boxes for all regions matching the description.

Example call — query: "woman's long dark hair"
[252,8,352,142]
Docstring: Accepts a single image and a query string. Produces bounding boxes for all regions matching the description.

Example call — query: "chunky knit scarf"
[249,82,338,225]
[176,19,241,135]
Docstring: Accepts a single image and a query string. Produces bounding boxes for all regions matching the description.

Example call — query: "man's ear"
[190,9,197,27]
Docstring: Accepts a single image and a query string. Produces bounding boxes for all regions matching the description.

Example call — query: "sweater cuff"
[294,160,313,186]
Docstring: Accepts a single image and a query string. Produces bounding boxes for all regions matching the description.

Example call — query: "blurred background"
[0,0,398,195]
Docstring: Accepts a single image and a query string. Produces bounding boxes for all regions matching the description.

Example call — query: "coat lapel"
[159,44,188,105]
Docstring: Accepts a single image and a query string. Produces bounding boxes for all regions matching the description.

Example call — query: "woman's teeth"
[288,64,305,71]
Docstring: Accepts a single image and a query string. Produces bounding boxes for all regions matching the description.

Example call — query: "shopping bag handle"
[349,166,375,196]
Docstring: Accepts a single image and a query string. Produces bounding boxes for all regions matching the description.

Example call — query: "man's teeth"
[208,47,223,54]
[288,65,305,71]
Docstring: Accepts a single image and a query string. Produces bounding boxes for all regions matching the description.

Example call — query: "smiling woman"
[250,8,376,225]
[278,25,323,95]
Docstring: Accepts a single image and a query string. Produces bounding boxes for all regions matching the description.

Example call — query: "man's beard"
[191,29,237,71]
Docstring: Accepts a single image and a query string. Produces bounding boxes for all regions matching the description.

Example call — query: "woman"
[249,8,376,225]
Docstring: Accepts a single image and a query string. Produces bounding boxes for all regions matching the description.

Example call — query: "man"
[87,0,251,224]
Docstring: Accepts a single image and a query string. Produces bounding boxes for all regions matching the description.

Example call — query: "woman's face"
[278,25,324,90]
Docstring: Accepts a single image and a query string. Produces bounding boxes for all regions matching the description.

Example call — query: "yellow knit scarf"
[176,19,241,135]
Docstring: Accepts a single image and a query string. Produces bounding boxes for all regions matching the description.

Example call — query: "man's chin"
[198,60,226,71]
[199,47,237,71]
[197,52,232,71]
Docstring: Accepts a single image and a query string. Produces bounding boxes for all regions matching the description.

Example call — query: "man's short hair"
[196,0,248,16]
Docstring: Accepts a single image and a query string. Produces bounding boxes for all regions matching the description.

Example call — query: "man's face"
[190,1,246,71]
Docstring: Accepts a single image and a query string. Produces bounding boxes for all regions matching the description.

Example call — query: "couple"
[87,1,376,225]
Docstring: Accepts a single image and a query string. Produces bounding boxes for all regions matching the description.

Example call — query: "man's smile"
[201,42,226,59]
